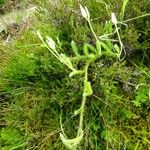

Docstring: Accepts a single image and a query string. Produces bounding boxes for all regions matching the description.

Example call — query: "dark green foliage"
[0,0,5,5]
[0,127,29,150]
[0,0,150,149]
[35,0,150,63]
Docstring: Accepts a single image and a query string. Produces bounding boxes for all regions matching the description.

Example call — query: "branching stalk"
[77,61,90,136]
[37,3,149,149]
[87,20,100,42]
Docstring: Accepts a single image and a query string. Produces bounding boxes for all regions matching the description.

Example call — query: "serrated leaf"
[100,41,110,52]
[114,44,120,53]
[83,43,97,57]
[85,81,93,96]
[71,41,79,56]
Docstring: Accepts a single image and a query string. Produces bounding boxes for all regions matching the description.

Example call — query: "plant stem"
[88,20,100,42]
[114,24,123,59]
[77,61,90,136]
[122,13,150,23]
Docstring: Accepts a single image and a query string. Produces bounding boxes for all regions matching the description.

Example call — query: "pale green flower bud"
[111,12,117,25]
[80,4,90,20]
[37,31,43,41]
[46,36,56,50]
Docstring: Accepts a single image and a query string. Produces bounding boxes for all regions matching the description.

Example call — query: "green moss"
[0,0,6,5]
[0,0,150,149]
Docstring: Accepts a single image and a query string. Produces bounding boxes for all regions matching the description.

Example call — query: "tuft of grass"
[37,2,150,149]
[0,0,150,150]
[120,0,129,21]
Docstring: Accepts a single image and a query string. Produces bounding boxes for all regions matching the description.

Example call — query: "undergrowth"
[0,0,150,150]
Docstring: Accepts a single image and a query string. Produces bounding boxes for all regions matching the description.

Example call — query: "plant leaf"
[83,43,97,57]
[85,81,93,96]
[46,36,56,50]
[71,41,79,56]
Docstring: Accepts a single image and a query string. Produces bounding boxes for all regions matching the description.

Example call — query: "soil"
[0,0,21,14]
[0,1,36,42]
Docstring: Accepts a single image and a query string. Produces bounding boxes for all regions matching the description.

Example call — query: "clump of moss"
[0,0,150,149]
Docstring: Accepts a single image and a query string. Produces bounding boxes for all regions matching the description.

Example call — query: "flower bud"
[111,12,117,25]
[46,36,56,50]
[80,4,90,20]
